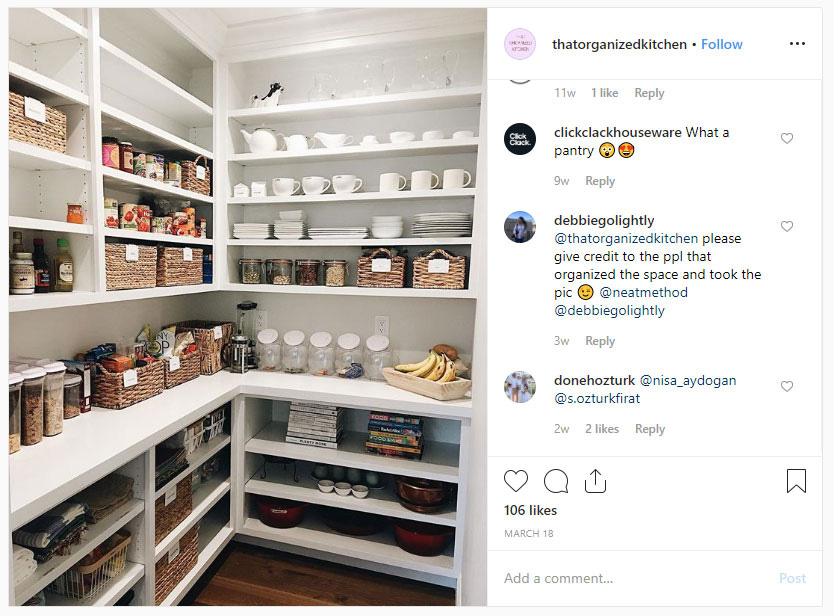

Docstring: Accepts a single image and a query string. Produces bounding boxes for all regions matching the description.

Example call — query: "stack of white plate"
[273,219,309,240]
[371,215,404,239]
[412,212,473,237]
[308,227,370,240]
[233,223,272,239]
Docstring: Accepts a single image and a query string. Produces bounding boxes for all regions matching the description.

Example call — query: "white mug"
[283,134,315,152]
[389,131,415,144]
[379,172,407,192]
[452,130,475,140]
[302,176,331,195]
[361,135,379,146]
[422,130,445,141]
[272,177,301,196]
[411,170,440,191]
[333,174,364,194]
[442,168,472,189]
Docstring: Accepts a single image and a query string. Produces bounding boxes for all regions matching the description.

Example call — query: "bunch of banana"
[395,351,456,383]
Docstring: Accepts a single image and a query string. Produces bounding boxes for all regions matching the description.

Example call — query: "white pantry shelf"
[101,103,213,160]
[105,228,213,246]
[9,8,87,46]
[8,284,216,313]
[44,561,144,607]
[223,284,475,299]
[154,435,231,500]
[229,138,479,166]
[9,62,89,107]
[101,166,213,204]
[229,86,482,124]
[9,141,91,172]
[228,237,472,247]
[228,188,476,205]
[9,216,94,236]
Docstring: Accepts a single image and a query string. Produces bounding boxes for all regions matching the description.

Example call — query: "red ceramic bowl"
[257,497,308,528]
[391,519,454,556]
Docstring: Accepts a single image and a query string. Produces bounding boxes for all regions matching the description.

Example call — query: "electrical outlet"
[256,310,268,332]
[374,316,389,337]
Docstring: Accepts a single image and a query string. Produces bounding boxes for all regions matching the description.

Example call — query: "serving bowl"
[317,479,335,493]
[391,519,454,556]
[257,497,309,528]
[334,481,352,496]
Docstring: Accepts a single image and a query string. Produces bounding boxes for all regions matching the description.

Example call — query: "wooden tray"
[382,367,471,401]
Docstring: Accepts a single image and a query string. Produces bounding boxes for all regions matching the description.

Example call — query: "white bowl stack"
[371,215,404,239]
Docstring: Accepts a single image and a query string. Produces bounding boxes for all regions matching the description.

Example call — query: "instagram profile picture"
[505,371,536,403]
[505,28,536,60]
[505,211,536,244]
[504,123,536,155]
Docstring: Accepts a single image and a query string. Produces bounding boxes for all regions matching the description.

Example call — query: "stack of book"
[365,413,424,460]
[286,402,344,449]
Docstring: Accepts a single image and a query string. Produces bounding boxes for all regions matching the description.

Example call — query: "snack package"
[156,326,176,359]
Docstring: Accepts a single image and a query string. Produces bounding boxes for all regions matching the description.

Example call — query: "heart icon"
[781,133,794,144]
[781,381,794,392]
[504,470,529,492]
[781,221,794,232]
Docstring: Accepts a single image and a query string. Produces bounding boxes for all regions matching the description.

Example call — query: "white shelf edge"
[227,237,472,247]
[8,284,217,313]
[9,216,94,235]
[227,188,476,205]
[35,8,88,40]
[223,283,475,299]
[104,228,213,246]
[9,141,92,172]
[154,478,231,561]
[44,561,144,607]
[101,166,214,204]
[154,435,231,500]
[9,62,89,106]
[159,524,234,606]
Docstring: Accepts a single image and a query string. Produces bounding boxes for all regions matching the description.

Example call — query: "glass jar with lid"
[239,258,264,284]
[335,333,364,372]
[282,330,308,373]
[308,332,335,376]
[9,372,22,454]
[40,361,66,436]
[63,374,83,419]
[323,260,347,287]
[364,335,395,381]
[257,328,281,371]
[21,367,46,446]
[295,259,321,286]
[266,259,293,285]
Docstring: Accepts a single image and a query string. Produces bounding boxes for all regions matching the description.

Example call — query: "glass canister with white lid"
[39,360,66,436]
[282,330,308,373]
[257,328,281,371]
[335,333,363,372]
[308,331,335,376]
[364,335,395,381]
[21,366,46,446]
[63,374,83,419]
[9,372,22,454]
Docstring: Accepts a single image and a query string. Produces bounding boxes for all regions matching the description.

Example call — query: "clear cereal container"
[308,331,335,376]
[40,361,66,436]
[335,333,363,372]
[282,330,308,374]
[21,367,46,446]
[63,374,83,419]
[9,372,22,454]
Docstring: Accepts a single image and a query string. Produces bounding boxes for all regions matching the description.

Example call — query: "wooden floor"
[184,542,456,606]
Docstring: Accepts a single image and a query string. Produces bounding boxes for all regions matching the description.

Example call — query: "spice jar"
[9,372,22,454]
[119,141,133,172]
[256,329,281,371]
[323,260,347,287]
[282,330,308,373]
[335,333,363,372]
[266,259,293,285]
[364,335,394,381]
[10,252,35,295]
[21,366,46,446]
[66,203,84,224]
[41,361,66,436]
[102,136,120,168]
[308,332,335,376]
[239,259,263,284]
[63,374,82,419]
[295,259,321,286]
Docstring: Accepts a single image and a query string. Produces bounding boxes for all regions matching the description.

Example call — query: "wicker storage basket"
[93,360,164,410]
[157,247,204,287]
[163,350,201,389]
[356,248,406,288]
[412,248,467,290]
[181,155,211,196]
[155,475,193,545]
[105,243,158,291]
[49,531,131,601]
[9,91,67,153]
[171,321,234,375]
[155,525,199,605]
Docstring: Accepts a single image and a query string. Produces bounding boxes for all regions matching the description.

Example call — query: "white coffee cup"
[379,172,407,192]
[302,176,331,195]
[411,170,440,191]
[283,134,315,152]
[333,174,364,194]
[361,135,379,146]
[422,130,445,141]
[442,168,472,189]
[272,177,301,196]
[389,131,415,144]
[452,130,475,140]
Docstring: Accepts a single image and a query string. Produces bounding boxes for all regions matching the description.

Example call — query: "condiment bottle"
[32,238,50,293]
[10,252,35,295]
[53,238,73,292]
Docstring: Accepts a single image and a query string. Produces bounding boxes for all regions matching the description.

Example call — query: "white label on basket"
[123,369,138,387]
[371,258,392,273]
[195,165,206,180]
[182,247,193,262]
[169,356,180,372]
[428,259,450,274]
[125,244,139,262]
[24,97,46,123]
[164,485,177,506]
[214,326,223,340]
[168,544,180,564]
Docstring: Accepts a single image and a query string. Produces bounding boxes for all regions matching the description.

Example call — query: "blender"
[225,301,259,372]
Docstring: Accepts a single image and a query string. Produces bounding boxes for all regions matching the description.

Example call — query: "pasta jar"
[41,361,66,437]
[102,136,120,168]
[335,333,363,372]
[239,259,263,284]
[256,329,281,371]
[295,259,321,286]
[10,252,35,295]
[282,330,308,374]
[119,141,133,172]
[9,372,22,454]
[21,366,46,446]
[323,260,347,287]
[265,259,292,285]
[63,374,83,419]
[364,335,394,381]
[308,331,335,376]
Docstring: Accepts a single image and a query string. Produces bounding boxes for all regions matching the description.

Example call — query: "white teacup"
[452,130,475,140]
[379,172,407,192]
[272,177,301,196]
[333,174,364,194]
[302,176,331,195]
[411,170,440,191]
[361,135,379,146]
[283,134,315,152]
[442,168,472,189]
[422,130,445,141]
[389,131,415,144]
